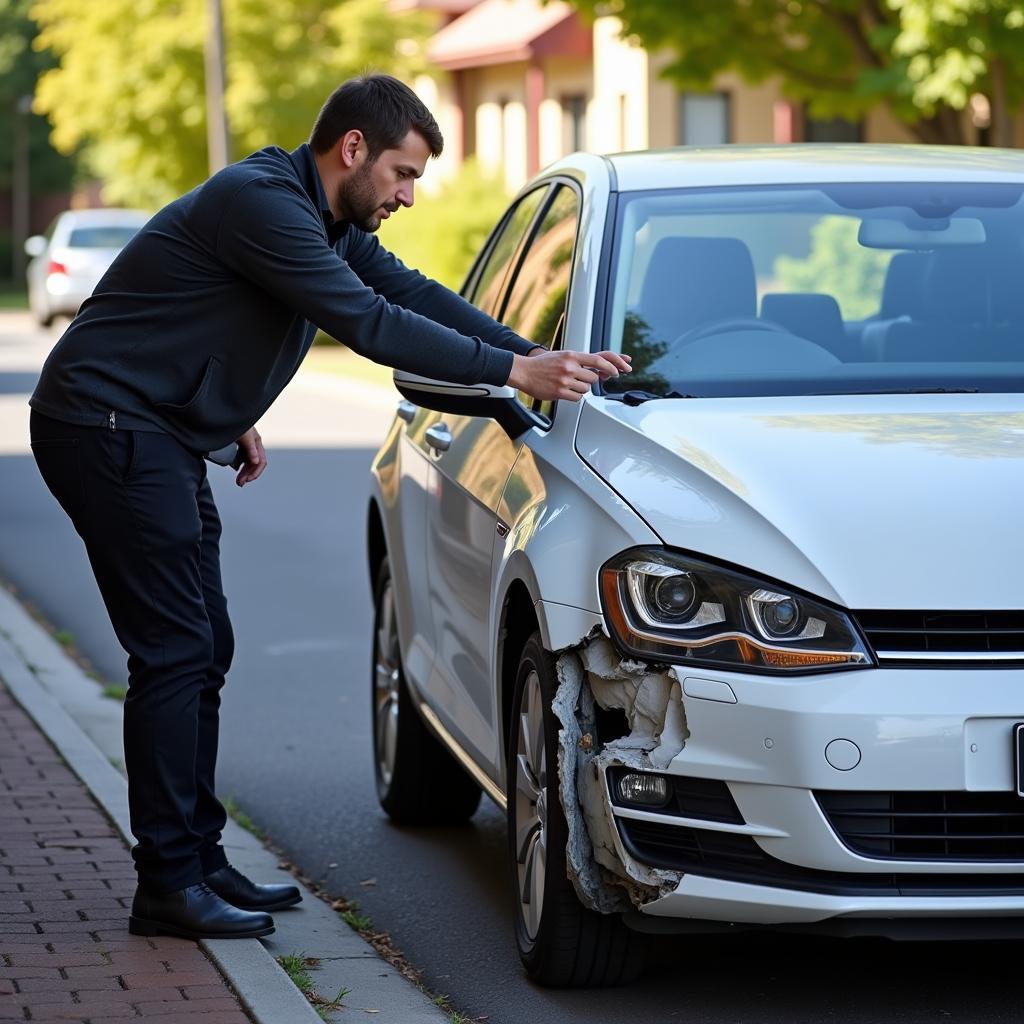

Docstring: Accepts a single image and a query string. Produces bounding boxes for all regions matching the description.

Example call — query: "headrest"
[880,252,930,319]
[635,236,756,344]
[922,248,991,324]
[761,293,847,356]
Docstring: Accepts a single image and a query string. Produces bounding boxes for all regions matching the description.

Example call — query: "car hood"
[576,394,1024,609]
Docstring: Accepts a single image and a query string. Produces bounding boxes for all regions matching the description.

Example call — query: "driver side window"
[498,185,580,416]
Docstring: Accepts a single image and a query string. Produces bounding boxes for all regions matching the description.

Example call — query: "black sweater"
[31,143,534,452]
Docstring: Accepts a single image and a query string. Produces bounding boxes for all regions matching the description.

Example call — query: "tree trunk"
[904,107,966,146]
[990,60,1015,148]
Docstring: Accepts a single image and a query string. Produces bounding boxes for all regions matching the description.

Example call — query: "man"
[29,74,631,941]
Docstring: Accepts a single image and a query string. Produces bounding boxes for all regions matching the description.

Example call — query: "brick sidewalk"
[0,682,251,1023]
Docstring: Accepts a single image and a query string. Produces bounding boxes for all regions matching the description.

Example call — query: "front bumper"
[610,663,1024,922]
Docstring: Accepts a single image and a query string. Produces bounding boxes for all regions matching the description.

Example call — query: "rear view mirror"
[24,236,46,258]
[393,370,547,439]
[858,217,986,250]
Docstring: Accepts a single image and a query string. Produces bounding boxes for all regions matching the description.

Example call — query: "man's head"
[309,74,443,232]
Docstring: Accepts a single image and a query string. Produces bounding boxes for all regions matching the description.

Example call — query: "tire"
[506,632,647,988]
[371,556,481,825]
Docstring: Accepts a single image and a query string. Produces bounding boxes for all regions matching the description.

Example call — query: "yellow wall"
[538,57,592,169]
[592,16,649,153]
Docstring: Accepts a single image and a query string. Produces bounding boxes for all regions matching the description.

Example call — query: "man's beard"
[337,162,395,233]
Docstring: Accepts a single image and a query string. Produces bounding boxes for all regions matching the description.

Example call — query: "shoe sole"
[237,894,302,913]
[128,915,275,940]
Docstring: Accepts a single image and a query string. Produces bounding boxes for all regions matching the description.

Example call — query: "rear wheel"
[507,632,647,987]
[372,556,481,824]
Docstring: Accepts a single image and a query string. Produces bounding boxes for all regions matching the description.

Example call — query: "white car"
[367,145,1024,987]
[25,208,148,326]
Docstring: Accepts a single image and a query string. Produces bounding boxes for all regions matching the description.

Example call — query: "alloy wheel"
[373,580,400,792]
[514,668,548,941]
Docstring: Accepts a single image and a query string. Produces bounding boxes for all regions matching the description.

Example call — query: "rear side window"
[68,226,140,248]
[465,188,547,315]
[500,185,579,351]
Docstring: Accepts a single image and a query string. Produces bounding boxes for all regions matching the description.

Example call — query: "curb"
[0,588,322,1024]
[0,584,451,1023]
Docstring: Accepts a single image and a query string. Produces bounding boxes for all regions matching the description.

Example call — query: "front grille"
[817,790,1024,861]
[617,819,1024,896]
[855,609,1024,664]
[607,769,743,824]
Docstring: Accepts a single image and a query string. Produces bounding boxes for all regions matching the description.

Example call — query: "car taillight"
[47,259,68,276]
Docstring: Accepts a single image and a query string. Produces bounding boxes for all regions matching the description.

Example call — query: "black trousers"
[30,410,232,893]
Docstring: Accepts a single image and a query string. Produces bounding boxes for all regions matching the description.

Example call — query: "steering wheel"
[672,316,793,347]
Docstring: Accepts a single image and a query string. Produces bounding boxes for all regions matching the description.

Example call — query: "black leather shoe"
[129,881,274,939]
[204,864,302,912]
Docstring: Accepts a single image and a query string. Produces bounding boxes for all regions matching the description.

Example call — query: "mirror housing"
[24,235,47,258]
[393,370,548,439]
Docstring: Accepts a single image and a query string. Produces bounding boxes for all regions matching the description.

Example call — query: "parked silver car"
[368,145,1024,988]
[25,208,148,326]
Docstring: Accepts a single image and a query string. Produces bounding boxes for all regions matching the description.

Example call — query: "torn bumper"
[554,636,1024,924]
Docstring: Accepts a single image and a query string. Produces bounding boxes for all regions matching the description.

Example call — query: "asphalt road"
[2,311,1022,1023]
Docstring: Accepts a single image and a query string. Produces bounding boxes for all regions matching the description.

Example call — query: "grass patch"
[0,287,28,310]
[301,343,395,392]
[222,795,264,839]
[276,953,350,1020]
[101,684,127,701]
[54,629,75,648]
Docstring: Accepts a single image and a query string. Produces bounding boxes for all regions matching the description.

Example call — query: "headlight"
[600,548,870,673]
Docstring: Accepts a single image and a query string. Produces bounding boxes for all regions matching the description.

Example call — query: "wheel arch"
[498,576,541,776]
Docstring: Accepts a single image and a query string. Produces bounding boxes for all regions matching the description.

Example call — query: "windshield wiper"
[611,389,699,406]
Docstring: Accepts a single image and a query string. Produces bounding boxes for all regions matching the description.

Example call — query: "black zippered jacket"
[31,144,535,452]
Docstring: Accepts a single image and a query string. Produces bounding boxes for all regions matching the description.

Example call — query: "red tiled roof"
[426,0,591,70]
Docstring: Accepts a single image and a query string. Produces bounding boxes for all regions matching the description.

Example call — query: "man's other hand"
[507,349,632,402]
[235,427,267,487]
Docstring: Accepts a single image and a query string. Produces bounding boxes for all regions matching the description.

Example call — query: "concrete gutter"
[0,584,450,1023]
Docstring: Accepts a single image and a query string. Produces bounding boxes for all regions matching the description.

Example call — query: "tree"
[565,0,1024,146]
[30,0,434,209]
[0,0,75,278]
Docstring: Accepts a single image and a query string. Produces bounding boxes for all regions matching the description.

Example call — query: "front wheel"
[371,556,481,825]
[506,632,647,987]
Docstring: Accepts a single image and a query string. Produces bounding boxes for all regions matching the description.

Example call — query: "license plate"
[1016,724,1024,797]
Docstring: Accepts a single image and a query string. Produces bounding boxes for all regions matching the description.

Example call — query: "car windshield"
[603,182,1024,398]
[67,226,140,248]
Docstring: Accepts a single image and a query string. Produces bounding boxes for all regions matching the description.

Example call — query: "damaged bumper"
[553,635,1024,927]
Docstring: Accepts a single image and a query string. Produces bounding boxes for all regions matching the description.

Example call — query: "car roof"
[560,144,1024,192]
[58,208,150,225]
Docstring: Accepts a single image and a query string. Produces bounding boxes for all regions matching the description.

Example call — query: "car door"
[424,183,582,775]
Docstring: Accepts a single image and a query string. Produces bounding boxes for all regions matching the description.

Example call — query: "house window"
[562,94,586,153]
[804,113,863,142]
[678,92,731,145]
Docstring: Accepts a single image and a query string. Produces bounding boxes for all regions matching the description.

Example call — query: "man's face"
[338,129,430,233]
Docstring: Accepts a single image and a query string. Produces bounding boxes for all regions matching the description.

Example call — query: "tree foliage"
[30,0,434,209]
[566,0,1024,145]
[0,0,74,194]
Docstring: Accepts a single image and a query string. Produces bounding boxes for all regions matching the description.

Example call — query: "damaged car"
[367,145,1024,987]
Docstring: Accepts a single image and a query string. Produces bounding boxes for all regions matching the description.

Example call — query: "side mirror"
[24,236,47,258]
[393,370,548,440]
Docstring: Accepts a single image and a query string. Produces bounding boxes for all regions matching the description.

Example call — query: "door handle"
[396,400,416,423]
[424,423,452,452]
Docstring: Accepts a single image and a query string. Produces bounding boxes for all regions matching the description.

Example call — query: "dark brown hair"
[309,74,443,160]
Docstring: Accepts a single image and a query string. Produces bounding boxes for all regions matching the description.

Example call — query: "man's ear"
[338,129,365,170]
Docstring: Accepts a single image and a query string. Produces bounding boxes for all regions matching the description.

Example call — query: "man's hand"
[508,349,632,402]
[235,427,267,487]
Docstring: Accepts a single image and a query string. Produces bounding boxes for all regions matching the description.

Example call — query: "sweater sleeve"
[214,177,515,386]
[344,229,541,357]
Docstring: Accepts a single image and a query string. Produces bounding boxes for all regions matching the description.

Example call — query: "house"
[392,0,992,194]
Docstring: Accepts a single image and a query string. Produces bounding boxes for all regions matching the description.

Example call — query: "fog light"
[617,773,670,807]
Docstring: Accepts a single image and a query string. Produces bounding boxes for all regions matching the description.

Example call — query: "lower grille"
[617,819,1024,896]
[817,790,1024,861]
[855,609,1024,664]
